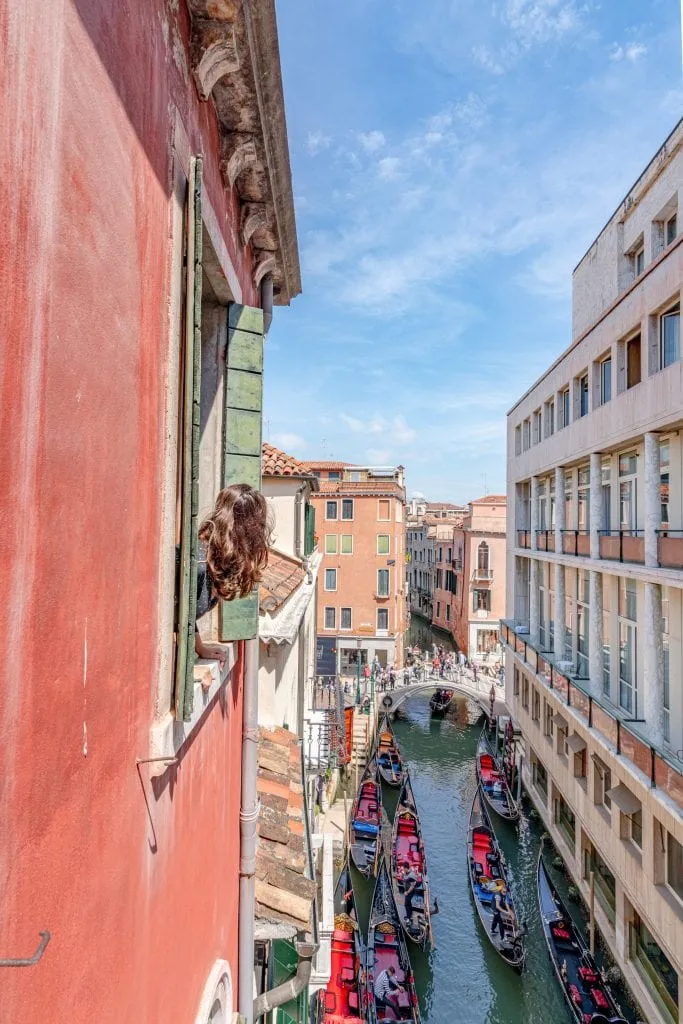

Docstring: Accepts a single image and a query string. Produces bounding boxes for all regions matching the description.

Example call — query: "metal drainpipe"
[238,636,260,1024]
[261,274,273,336]
[294,483,307,560]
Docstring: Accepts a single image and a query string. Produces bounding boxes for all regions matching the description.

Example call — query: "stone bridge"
[376,671,508,718]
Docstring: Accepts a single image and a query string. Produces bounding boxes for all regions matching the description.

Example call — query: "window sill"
[149,645,238,772]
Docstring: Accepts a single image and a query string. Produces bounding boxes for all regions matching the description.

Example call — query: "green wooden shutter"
[220,302,264,641]
[175,155,203,722]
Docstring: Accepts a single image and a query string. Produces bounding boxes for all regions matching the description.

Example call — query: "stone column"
[644,432,660,568]
[643,582,664,744]
[588,571,603,696]
[554,465,565,554]
[530,558,540,644]
[554,563,565,660]
[590,452,602,560]
[530,475,539,551]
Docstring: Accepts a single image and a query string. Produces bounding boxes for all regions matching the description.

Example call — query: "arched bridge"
[376,672,508,718]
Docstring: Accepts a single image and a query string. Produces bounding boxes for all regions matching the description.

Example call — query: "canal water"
[349,691,637,1024]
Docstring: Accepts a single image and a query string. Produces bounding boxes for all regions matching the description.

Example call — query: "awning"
[567,733,587,753]
[553,712,569,731]
[605,783,641,815]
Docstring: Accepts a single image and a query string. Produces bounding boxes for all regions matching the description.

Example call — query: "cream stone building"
[504,120,683,1024]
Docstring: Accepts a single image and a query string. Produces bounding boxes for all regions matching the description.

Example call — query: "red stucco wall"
[0,1,256,1019]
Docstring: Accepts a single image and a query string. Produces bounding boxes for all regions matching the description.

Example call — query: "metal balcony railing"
[598,529,644,564]
[471,567,493,582]
[657,529,683,569]
[561,529,591,557]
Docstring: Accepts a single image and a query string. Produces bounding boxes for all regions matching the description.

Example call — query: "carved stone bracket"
[253,253,277,289]
[223,140,261,189]
[192,25,239,102]
[241,203,268,246]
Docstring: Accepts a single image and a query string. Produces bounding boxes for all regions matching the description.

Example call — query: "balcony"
[517,529,531,549]
[561,530,590,557]
[657,530,683,569]
[535,530,556,552]
[452,558,463,572]
[598,530,644,564]
[471,567,494,582]
[500,619,683,814]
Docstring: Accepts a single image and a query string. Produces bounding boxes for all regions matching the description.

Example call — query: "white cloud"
[471,44,505,76]
[358,130,386,152]
[377,156,401,180]
[610,42,648,63]
[503,0,584,48]
[306,131,332,155]
[271,432,307,453]
[340,413,416,444]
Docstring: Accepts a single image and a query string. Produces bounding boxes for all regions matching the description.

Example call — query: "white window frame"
[324,534,338,555]
[600,354,612,405]
[340,534,353,555]
[377,499,391,521]
[340,607,352,630]
[377,568,390,597]
[377,534,390,555]
[323,606,336,629]
[324,568,337,592]
[666,213,677,246]
[660,304,680,370]
[325,500,338,521]
[377,607,389,631]
[341,498,354,521]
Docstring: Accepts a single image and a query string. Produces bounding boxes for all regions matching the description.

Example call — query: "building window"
[325,500,338,520]
[328,471,340,480]
[532,688,540,722]
[522,418,531,450]
[667,831,683,903]
[340,607,352,630]
[633,244,645,277]
[593,756,611,812]
[515,425,522,455]
[377,535,390,555]
[324,569,337,591]
[543,699,554,739]
[619,452,638,533]
[620,805,643,850]
[476,629,498,654]
[573,744,587,779]
[623,332,641,389]
[666,213,677,246]
[556,795,576,849]
[446,604,450,621]
[533,409,542,444]
[325,535,338,555]
[341,499,354,520]
[660,304,680,369]
[546,397,555,437]
[602,580,611,697]
[533,757,548,802]
[578,373,589,417]
[663,587,670,743]
[473,589,491,612]
[560,388,570,429]
[618,578,637,713]
[600,355,612,404]
[513,667,520,696]
[340,534,353,554]
[576,570,589,679]
[522,676,530,711]
[378,499,390,521]
[477,541,490,577]
[577,466,590,532]
[630,914,679,1023]
[377,569,389,597]
[349,471,362,482]
[324,607,336,629]
[377,608,388,631]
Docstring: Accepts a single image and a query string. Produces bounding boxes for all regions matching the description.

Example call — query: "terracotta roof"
[301,460,352,470]
[314,480,405,497]
[259,551,306,613]
[471,494,506,504]
[262,442,313,478]
[426,501,467,510]
[255,727,315,933]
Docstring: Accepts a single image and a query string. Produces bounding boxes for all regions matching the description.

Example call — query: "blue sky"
[265,0,682,503]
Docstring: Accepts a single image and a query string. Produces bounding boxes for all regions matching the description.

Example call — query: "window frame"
[377,499,391,521]
[323,606,336,629]
[324,568,338,592]
[377,607,389,631]
[324,534,338,555]
[377,568,390,597]
[325,500,338,521]
[377,534,390,555]
[340,607,352,631]
[600,354,612,405]
[660,303,680,370]
[341,498,354,521]
[340,534,353,555]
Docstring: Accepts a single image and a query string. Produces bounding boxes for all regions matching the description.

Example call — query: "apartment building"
[453,497,506,668]
[504,120,683,1024]
[407,516,436,619]
[432,522,460,635]
[305,462,407,673]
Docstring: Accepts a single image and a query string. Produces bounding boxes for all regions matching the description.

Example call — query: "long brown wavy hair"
[199,484,272,602]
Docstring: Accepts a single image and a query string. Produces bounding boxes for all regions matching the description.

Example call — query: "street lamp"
[355,638,362,706]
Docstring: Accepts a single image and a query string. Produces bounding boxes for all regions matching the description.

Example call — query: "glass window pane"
[341,535,353,554]
[341,499,354,520]
[325,535,337,554]
[661,310,680,368]
[377,569,389,596]
[326,501,337,520]
[325,569,337,591]
[341,607,351,629]
[377,535,390,555]
[324,607,335,628]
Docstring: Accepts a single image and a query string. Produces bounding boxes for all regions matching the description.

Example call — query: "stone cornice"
[187,0,301,305]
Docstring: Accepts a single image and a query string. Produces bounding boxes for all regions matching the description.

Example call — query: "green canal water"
[349,691,638,1024]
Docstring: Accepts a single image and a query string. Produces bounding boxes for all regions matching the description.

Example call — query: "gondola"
[316,861,365,1024]
[390,774,433,950]
[366,859,421,1023]
[429,688,454,715]
[466,787,525,971]
[537,853,627,1024]
[475,727,519,821]
[376,714,406,787]
[349,755,382,878]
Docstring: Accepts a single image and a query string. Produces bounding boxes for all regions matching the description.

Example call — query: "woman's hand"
[195,636,231,668]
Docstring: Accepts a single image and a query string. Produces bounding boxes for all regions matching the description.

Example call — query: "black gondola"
[366,859,421,1023]
[466,787,525,971]
[349,756,382,878]
[390,774,433,949]
[375,714,406,787]
[475,727,519,821]
[537,852,627,1024]
[429,688,454,715]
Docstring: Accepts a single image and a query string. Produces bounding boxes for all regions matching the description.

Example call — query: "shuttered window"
[220,303,265,641]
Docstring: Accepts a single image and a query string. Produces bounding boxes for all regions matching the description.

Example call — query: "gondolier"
[374,966,404,1011]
